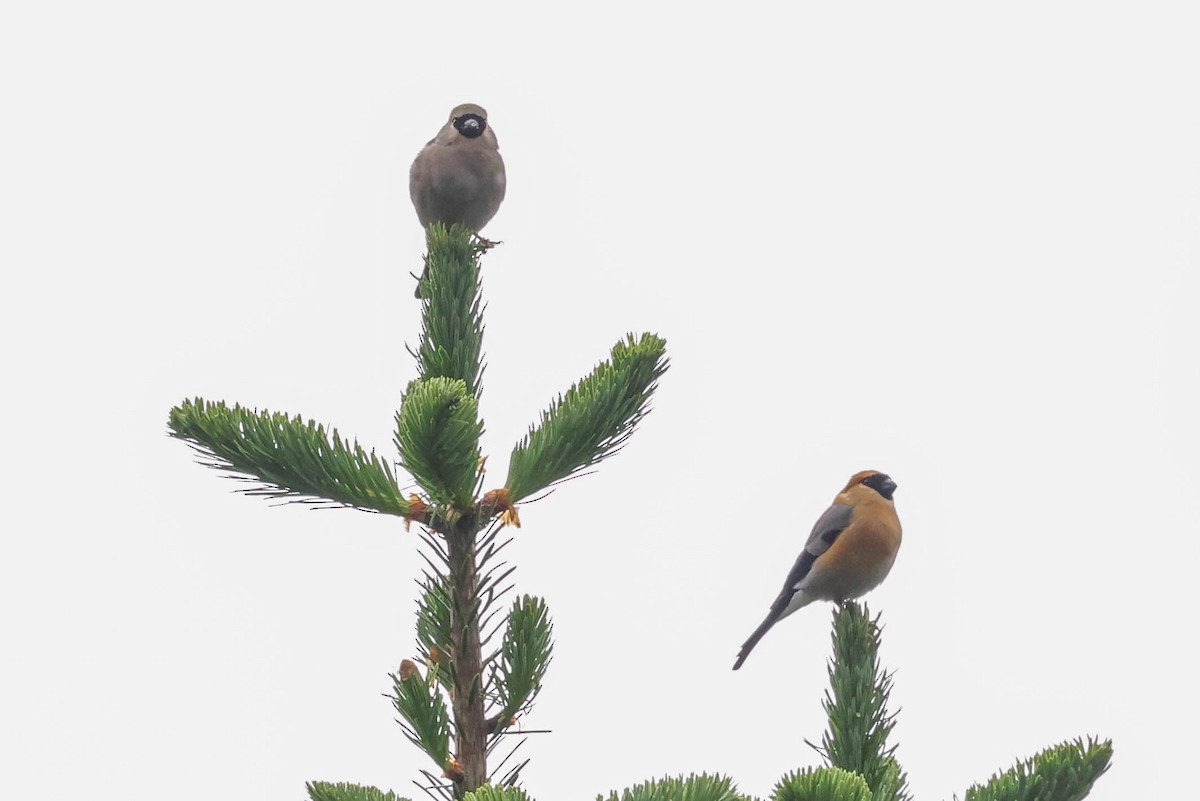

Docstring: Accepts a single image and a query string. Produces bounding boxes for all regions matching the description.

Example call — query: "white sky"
[3,2,1198,799]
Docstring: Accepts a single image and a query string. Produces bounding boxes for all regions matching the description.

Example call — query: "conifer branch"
[411,224,488,398]
[396,377,484,509]
[414,573,453,691]
[503,333,668,503]
[774,766,872,801]
[817,603,910,801]
[168,397,415,516]
[306,781,413,801]
[459,786,532,801]
[489,595,553,727]
[389,660,453,774]
[960,737,1113,801]
[600,773,749,801]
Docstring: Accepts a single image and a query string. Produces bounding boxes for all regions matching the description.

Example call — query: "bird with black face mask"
[410,103,506,297]
[733,470,902,670]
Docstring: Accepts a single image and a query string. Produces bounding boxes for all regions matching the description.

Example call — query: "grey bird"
[410,103,506,297]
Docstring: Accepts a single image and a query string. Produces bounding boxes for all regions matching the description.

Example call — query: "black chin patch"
[454,113,486,139]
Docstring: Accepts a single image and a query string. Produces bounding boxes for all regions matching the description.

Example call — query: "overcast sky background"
[3,3,1198,800]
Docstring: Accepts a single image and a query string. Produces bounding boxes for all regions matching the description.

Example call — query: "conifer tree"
[169,225,667,798]
[168,228,1111,801]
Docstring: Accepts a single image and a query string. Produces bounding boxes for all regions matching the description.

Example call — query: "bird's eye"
[454,114,486,139]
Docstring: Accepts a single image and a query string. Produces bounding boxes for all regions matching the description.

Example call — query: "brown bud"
[404,495,428,531]
[480,488,521,527]
[443,758,465,783]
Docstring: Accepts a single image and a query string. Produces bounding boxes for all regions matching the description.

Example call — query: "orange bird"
[733,470,902,670]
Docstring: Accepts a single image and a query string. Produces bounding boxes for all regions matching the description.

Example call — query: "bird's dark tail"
[732,613,778,670]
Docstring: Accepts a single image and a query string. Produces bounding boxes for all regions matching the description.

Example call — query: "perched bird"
[733,470,901,670]
[410,103,506,297]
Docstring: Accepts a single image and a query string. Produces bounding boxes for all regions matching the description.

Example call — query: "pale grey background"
[3,2,1197,799]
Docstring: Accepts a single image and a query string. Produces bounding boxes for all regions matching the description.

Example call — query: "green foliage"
[504,332,668,502]
[413,224,487,397]
[490,595,553,723]
[773,767,872,801]
[818,603,910,801]
[396,377,483,509]
[462,786,534,801]
[960,737,1113,801]
[169,206,671,797]
[167,397,411,515]
[306,782,412,801]
[599,773,748,801]
[795,604,1109,801]
[414,573,453,689]
[389,662,452,770]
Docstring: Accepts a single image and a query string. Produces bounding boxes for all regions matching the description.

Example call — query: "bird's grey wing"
[770,501,854,611]
[732,501,854,670]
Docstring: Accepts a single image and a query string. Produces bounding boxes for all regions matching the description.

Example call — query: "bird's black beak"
[877,477,897,500]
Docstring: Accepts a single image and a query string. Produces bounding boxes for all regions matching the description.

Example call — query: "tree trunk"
[447,521,487,794]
